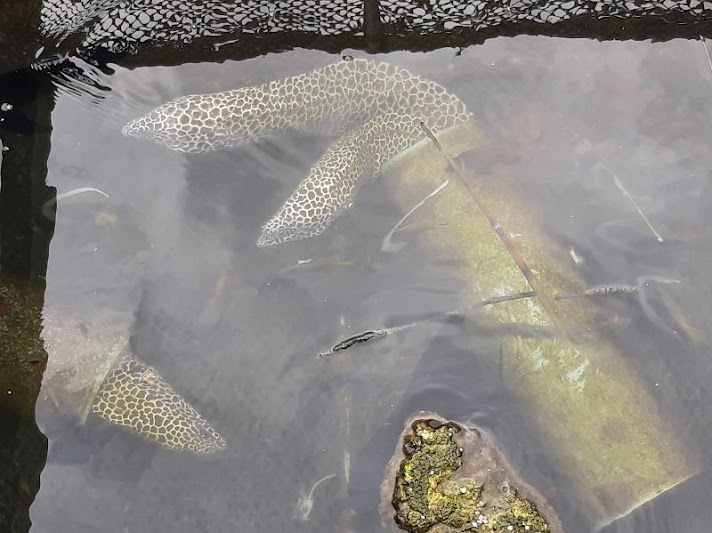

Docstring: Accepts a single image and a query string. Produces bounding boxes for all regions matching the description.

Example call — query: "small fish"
[0,295,8,316]
[294,473,336,521]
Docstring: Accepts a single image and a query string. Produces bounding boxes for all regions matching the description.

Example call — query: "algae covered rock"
[380,413,564,533]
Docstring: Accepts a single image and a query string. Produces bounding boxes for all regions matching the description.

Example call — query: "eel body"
[123,59,474,245]
[1,276,225,454]
[41,308,226,454]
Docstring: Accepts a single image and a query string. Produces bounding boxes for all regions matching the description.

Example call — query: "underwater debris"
[555,276,685,339]
[380,413,564,533]
[278,255,355,275]
[701,35,712,76]
[419,122,566,339]
[598,161,664,243]
[555,285,640,300]
[567,246,583,264]
[41,186,110,221]
[394,219,449,235]
[382,179,449,253]
[318,291,536,357]
[293,473,336,521]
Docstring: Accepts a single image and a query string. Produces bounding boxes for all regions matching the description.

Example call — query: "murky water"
[2,36,712,532]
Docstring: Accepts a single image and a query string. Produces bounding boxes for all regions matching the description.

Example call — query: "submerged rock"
[380,413,564,533]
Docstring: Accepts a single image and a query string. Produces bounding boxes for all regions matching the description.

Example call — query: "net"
[36,0,712,68]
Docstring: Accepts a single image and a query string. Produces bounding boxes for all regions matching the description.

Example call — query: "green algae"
[386,416,561,533]
[0,277,47,418]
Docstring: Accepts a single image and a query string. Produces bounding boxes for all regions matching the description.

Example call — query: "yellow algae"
[380,122,697,526]
[380,414,564,533]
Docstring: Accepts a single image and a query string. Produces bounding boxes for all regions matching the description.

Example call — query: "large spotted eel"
[1,275,225,454]
[123,59,474,246]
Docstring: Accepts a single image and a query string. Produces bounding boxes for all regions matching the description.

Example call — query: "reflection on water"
[1,37,710,532]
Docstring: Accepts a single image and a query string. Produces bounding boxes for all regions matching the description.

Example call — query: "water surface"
[17,37,712,532]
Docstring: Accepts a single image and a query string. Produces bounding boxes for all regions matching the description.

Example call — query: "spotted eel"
[40,309,226,454]
[123,59,474,246]
[1,275,225,454]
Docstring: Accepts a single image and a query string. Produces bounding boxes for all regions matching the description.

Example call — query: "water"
[1,36,712,532]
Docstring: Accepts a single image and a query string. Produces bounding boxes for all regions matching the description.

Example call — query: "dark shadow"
[0,67,56,532]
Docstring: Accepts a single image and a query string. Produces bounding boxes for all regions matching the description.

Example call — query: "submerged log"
[379,121,697,527]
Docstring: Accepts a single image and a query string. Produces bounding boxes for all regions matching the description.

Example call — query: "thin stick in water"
[318,291,535,357]
[599,161,664,243]
[702,35,712,75]
[41,187,109,221]
[381,179,449,253]
[555,284,639,300]
[418,121,568,339]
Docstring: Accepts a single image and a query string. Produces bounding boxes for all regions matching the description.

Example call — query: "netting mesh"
[40,0,366,50]
[380,0,712,31]
[37,0,712,64]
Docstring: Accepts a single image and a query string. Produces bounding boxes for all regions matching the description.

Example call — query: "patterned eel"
[43,310,226,454]
[122,58,474,246]
[1,276,225,454]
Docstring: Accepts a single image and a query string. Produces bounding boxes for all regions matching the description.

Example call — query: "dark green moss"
[0,277,46,416]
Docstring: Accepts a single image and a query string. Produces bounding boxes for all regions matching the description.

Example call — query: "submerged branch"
[555,285,639,300]
[418,121,568,339]
[381,179,449,253]
[702,35,712,76]
[318,291,535,357]
[41,186,109,221]
[556,276,683,338]
[319,274,685,357]
[599,161,664,243]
